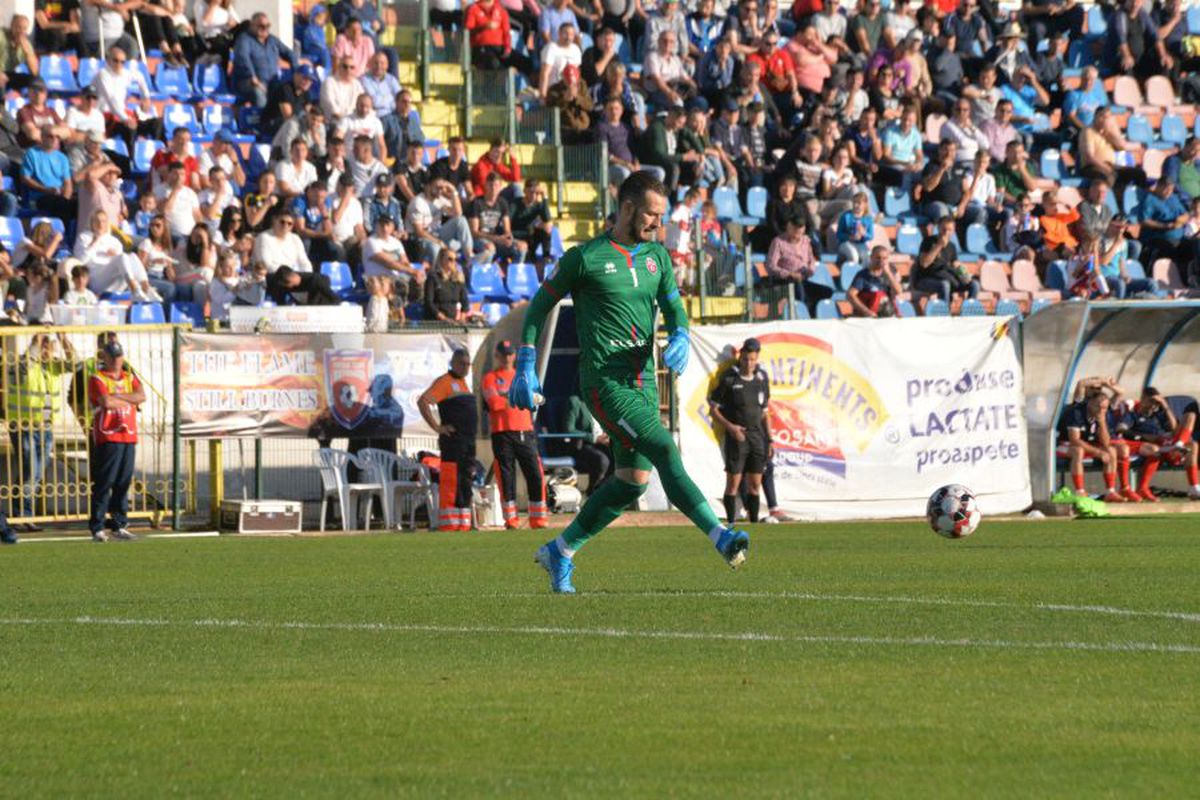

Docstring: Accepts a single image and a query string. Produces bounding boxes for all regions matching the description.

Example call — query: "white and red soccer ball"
[927,484,981,538]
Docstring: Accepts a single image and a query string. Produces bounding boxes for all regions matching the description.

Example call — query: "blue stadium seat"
[815,298,840,319]
[193,63,235,103]
[1066,39,1097,68]
[0,217,21,251]
[76,57,102,89]
[104,137,130,157]
[549,227,565,259]
[1030,297,1053,315]
[809,263,836,290]
[246,144,273,180]
[202,104,236,135]
[5,95,25,116]
[994,299,1022,319]
[791,301,811,320]
[1161,114,1188,147]
[1103,188,1119,216]
[838,262,861,291]
[1122,184,1142,218]
[468,262,507,302]
[959,298,987,316]
[132,138,164,175]
[169,301,205,328]
[1189,5,1200,33]
[1126,115,1154,146]
[128,60,158,97]
[1040,149,1063,181]
[129,302,166,324]
[155,62,191,97]
[163,103,200,137]
[895,298,916,318]
[896,224,922,256]
[712,187,756,226]
[924,298,950,317]
[320,261,366,301]
[1045,260,1070,298]
[481,302,509,325]
[39,55,79,92]
[884,186,912,218]
[1126,259,1146,280]
[745,186,768,219]
[505,262,538,299]
[965,223,990,256]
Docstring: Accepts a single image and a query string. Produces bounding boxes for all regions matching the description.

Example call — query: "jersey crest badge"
[604,262,617,274]
[645,256,658,274]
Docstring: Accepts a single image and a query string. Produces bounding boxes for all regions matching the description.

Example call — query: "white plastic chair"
[356,448,439,531]
[313,449,386,531]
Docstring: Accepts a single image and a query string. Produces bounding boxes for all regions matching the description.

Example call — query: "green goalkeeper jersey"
[521,234,688,390]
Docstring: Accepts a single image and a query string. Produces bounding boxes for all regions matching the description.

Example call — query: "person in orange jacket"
[481,339,547,529]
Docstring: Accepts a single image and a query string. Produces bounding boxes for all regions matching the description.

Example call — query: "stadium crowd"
[0,0,1194,328]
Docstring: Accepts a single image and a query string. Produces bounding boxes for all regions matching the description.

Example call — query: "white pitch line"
[0,616,1196,655]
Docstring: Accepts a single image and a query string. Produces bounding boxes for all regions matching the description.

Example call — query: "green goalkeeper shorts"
[583,379,668,472]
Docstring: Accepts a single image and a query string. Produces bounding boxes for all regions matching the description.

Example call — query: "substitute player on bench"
[508,171,749,594]
[482,340,548,529]
[1058,383,1124,501]
[1118,386,1200,501]
[709,337,771,524]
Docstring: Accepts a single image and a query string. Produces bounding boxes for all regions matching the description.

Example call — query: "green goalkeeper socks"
[560,477,648,552]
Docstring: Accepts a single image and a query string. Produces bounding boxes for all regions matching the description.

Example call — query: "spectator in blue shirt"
[836,192,875,266]
[540,0,579,45]
[1139,176,1189,266]
[998,67,1049,128]
[688,0,722,55]
[21,125,73,219]
[879,105,923,188]
[1063,67,1108,132]
[299,5,333,73]
[232,12,296,108]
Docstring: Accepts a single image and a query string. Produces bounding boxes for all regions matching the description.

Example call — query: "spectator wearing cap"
[68,127,109,178]
[985,22,1035,84]
[644,30,698,109]
[263,65,316,136]
[365,173,403,234]
[21,124,73,219]
[470,139,522,198]
[233,12,296,109]
[469,172,526,265]
[200,129,247,191]
[546,65,594,142]
[337,94,387,159]
[87,340,144,542]
[539,22,583,101]
[333,17,376,79]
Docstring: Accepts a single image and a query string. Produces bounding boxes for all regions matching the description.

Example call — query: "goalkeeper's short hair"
[617,170,668,209]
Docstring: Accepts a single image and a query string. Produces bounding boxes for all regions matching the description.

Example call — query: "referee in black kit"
[709,337,772,524]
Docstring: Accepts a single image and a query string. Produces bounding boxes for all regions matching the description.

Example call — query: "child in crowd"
[134,194,158,241]
[63,264,98,305]
[666,187,703,292]
[835,191,875,266]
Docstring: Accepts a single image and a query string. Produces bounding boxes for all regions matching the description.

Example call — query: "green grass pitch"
[2,517,1199,797]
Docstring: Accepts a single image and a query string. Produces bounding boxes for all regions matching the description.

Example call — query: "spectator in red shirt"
[746,30,803,120]
[470,138,522,197]
[87,341,144,542]
[465,0,535,75]
[150,128,202,193]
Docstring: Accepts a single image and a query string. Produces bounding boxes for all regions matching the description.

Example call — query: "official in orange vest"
[481,340,547,529]
[418,347,478,531]
[86,341,145,542]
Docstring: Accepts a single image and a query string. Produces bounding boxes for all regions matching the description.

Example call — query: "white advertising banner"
[678,319,1031,520]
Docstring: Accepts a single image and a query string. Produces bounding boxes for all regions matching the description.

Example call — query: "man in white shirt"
[319,58,364,125]
[64,87,106,149]
[405,178,473,264]
[644,31,697,108]
[91,46,164,144]
[253,207,314,273]
[155,162,204,240]
[330,174,367,264]
[199,130,247,190]
[363,215,423,296]
[336,93,386,158]
[348,134,389,199]
[539,23,583,100]
[274,138,318,199]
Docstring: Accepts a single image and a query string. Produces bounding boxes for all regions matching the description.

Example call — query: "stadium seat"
[1009,260,1061,304]
[1190,4,1200,33]
[1066,39,1097,68]
[481,302,509,325]
[39,55,79,92]
[896,224,921,256]
[163,103,200,137]
[980,261,1026,303]
[838,263,861,292]
[1122,185,1143,218]
[1161,114,1188,146]
[884,187,912,218]
[1030,297,1053,314]
[468,262,507,302]
[745,186,768,220]
[965,223,991,256]
[169,301,205,328]
[193,63,235,103]
[1126,259,1147,280]
[1040,150,1063,181]
[1044,260,1071,298]
[1112,76,1145,108]
[155,62,192,97]
[202,104,236,136]
[1152,259,1189,296]
[959,298,987,316]
[923,298,950,316]
[1126,115,1154,146]
[128,302,166,324]
[127,60,158,97]
[895,298,916,317]
[815,298,840,319]
[246,144,273,181]
[0,217,22,251]
[132,138,164,175]
[1146,76,1176,108]
[104,137,130,157]
[712,187,756,226]
[994,299,1022,319]
[320,261,354,292]
[505,262,538,299]
[1142,148,1169,181]
[791,301,810,320]
[76,57,102,89]
[549,227,565,259]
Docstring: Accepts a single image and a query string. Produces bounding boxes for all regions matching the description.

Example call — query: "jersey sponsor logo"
[645,256,658,274]
[604,262,617,274]
[325,349,373,429]
[609,337,649,348]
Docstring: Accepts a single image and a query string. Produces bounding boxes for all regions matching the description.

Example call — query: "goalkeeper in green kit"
[509,172,750,594]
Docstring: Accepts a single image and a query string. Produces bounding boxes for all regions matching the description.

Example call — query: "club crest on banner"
[325,349,373,429]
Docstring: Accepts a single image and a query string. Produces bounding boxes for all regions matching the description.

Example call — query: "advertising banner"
[179,332,487,439]
[678,319,1031,520]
